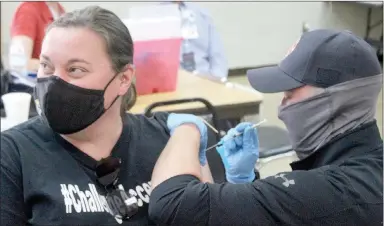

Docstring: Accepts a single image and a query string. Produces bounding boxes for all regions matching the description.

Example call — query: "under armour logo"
[274,174,295,187]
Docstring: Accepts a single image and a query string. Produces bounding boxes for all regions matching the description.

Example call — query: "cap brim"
[246,66,304,93]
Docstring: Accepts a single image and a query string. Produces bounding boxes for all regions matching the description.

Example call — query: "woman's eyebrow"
[40,54,51,62]
[67,58,91,65]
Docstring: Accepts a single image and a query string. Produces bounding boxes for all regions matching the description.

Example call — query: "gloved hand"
[167,113,208,166]
[216,122,259,184]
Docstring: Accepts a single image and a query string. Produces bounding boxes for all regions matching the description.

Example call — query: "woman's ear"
[118,65,135,96]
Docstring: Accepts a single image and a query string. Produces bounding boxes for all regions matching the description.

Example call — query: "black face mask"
[33,75,119,134]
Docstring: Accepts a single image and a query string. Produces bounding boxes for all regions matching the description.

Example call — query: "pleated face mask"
[33,74,119,134]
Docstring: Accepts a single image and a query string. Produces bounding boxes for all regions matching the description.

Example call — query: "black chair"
[144,98,226,183]
[144,98,221,141]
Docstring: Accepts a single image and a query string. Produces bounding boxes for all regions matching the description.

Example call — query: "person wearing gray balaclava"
[147,29,383,226]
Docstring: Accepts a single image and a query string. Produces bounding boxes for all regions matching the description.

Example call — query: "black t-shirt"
[1,112,170,225]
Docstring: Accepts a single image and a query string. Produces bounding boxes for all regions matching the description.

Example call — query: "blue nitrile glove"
[216,122,259,183]
[167,113,208,166]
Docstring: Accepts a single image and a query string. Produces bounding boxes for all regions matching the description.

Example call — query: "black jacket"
[149,121,383,225]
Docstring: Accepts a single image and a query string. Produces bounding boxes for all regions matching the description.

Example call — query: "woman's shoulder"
[120,112,170,163]
[1,117,53,172]
[123,112,170,136]
[1,117,54,150]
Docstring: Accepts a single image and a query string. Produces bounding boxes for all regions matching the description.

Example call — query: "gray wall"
[1,1,382,68]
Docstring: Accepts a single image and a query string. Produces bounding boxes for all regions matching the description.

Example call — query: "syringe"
[205,119,267,152]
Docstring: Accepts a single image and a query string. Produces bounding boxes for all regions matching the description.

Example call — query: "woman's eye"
[69,68,81,73]
[40,62,47,68]
[39,62,53,74]
[68,67,88,78]
[69,67,87,73]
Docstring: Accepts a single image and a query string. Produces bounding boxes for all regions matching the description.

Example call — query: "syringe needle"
[205,143,221,152]
[205,119,267,152]
[252,119,267,128]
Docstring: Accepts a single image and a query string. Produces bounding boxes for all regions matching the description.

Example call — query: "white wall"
[1,1,382,69]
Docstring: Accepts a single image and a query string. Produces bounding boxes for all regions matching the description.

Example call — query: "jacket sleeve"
[1,133,27,225]
[148,166,357,226]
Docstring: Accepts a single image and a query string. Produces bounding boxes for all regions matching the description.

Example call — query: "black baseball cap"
[247,29,383,93]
